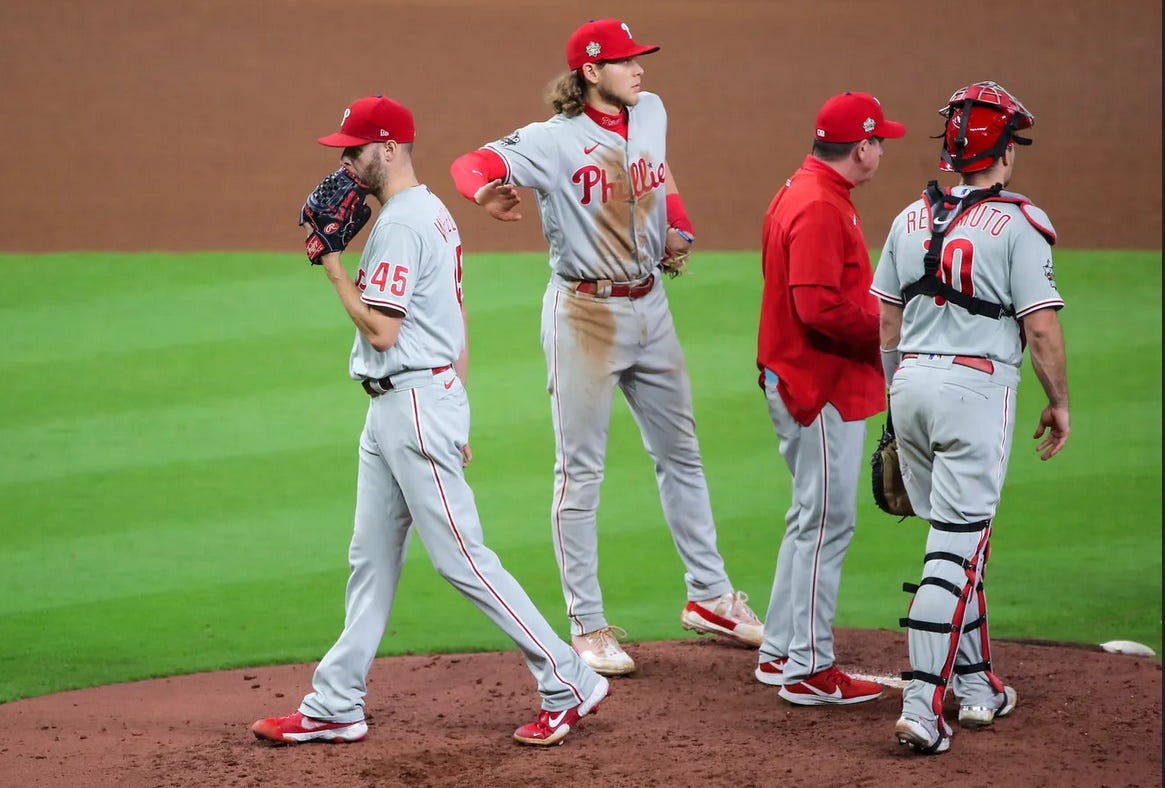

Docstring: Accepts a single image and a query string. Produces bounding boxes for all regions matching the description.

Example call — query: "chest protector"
[901,181,1055,320]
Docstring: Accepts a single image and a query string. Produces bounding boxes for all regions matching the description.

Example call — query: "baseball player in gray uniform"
[450,19,761,677]
[871,81,1070,754]
[253,95,608,748]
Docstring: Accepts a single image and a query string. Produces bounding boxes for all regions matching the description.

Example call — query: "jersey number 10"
[921,237,976,306]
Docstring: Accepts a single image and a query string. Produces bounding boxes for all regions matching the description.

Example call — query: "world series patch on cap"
[815,91,906,144]
[566,19,660,70]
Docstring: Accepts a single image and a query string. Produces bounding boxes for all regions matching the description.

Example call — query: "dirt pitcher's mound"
[0,629,1159,787]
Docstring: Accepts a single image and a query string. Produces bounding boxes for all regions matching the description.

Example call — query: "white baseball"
[1098,640,1156,657]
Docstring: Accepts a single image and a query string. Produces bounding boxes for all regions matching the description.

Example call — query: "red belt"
[362,365,453,398]
[574,274,654,299]
[902,353,994,374]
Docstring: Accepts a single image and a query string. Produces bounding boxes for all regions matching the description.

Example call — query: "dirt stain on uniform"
[562,293,617,373]
[593,149,635,281]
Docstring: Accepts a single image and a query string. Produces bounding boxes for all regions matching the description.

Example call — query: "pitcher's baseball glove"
[299,168,373,264]
[871,423,914,517]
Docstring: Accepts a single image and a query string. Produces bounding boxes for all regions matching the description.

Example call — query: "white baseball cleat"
[572,626,636,676]
[895,714,952,755]
[681,591,763,647]
[958,685,1018,728]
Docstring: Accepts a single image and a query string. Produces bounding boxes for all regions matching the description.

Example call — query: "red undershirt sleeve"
[449,149,508,201]
[666,193,694,235]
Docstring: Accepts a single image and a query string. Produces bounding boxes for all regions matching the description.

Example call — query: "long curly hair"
[545,70,588,117]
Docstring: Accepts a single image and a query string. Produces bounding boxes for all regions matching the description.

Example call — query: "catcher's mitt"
[871,422,914,518]
[299,168,373,264]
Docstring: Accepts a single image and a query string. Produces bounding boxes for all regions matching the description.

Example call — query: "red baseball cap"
[317,95,416,147]
[566,19,660,70]
[815,91,906,143]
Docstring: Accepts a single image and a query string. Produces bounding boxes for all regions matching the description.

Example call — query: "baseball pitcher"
[252,95,608,748]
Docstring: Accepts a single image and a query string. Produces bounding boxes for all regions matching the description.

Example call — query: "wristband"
[671,227,694,244]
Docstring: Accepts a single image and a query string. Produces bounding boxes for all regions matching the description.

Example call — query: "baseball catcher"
[871,80,1069,756]
[299,168,372,264]
[870,409,913,518]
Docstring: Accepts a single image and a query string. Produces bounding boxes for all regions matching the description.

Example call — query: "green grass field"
[0,249,1159,703]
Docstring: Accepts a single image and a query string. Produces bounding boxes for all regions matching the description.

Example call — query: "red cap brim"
[317,132,376,148]
[879,120,907,139]
[627,43,660,59]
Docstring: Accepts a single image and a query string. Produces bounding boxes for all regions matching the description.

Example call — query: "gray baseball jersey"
[485,91,668,283]
[476,92,738,639]
[872,185,1063,368]
[348,186,465,379]
[300,184,603,721]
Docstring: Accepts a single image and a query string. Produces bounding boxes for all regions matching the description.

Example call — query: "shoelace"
[823,665,860,689]
[725,591,761,624]
[585,625,629,656]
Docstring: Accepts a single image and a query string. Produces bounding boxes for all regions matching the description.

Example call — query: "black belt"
[575,274,654,299]
[361,365,453,398]
[902,353,994,374]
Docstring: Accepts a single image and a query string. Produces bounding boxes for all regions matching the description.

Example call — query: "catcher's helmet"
[939,81,1034,173]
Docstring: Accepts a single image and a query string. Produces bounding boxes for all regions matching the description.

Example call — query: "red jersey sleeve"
[791,286,879,353]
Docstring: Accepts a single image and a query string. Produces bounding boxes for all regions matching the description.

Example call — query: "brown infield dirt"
[0,1,1160,786]
[0,632,1160,787]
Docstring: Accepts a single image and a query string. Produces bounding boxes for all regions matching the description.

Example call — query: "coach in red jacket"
[753,92,904,706]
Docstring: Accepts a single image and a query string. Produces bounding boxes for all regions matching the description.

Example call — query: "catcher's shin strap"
[953,660,992,675]
[899,616,954,634]
[901,353,994,374]
[902,578,983,596]
[362,365,454,398]
[930,518,991,533]
[900,182,1014,320]
[574,274,655,300]
[900,670,946,686]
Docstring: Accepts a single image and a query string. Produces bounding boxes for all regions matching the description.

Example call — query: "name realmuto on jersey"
[904,202,1013,237]
[572,158,665,205]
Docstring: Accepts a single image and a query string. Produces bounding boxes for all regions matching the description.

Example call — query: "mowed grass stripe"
[0,249,1159,702]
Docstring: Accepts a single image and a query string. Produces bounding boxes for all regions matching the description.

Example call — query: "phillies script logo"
[572,159,665,205]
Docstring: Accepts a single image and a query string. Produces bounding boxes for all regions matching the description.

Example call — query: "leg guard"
[899,519,992,733]
[952,539,1007,703]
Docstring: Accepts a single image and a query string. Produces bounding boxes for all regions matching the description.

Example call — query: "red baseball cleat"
[754,656,788,686]
[513,677,610,746]
[778,665,883,706]
[252,710,368,744]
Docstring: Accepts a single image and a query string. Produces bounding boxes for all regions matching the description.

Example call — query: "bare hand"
[1033,405,1070,460]
[474,179,522,222]
[665,227,694,256]
[460,444,473,467]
